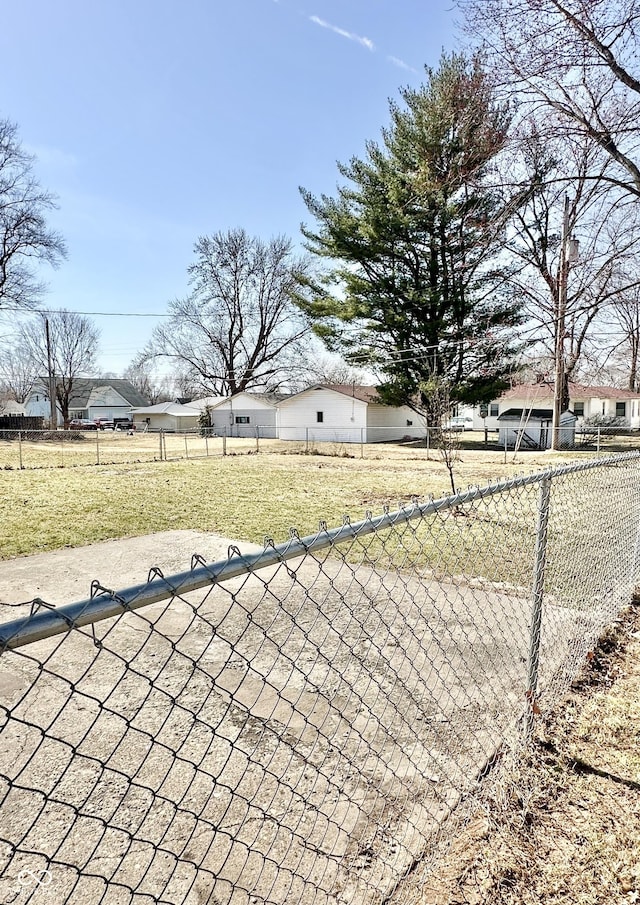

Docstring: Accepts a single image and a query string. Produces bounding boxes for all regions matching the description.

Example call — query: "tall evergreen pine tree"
[300,53,524,422]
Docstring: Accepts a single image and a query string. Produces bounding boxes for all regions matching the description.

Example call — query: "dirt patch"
[400,604,640,905]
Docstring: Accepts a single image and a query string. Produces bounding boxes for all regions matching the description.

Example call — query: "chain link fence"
[0,429,262,470]
[1,453,639,904]
[0,424,637,469]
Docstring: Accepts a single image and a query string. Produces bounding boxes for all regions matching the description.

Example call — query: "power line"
[0,307,170,318]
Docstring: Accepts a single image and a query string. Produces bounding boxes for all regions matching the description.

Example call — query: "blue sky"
[0,0,459,374]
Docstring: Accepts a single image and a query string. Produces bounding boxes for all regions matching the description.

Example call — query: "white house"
[25,378,148,426]
[276,384,426,443]
[192,392,281,438]
[129,401,201,432]
[474,382,640,431]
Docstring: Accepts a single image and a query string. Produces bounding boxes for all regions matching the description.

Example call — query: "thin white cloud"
[388,55,419,75]
[309,15,375,51]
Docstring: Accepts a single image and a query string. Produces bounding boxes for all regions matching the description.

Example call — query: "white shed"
[498,408,577,450]
[277,385,426,443]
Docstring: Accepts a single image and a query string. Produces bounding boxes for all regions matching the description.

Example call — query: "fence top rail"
[1,451,638,651]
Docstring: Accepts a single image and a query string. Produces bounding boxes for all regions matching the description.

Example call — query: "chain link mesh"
[1,454,639,904]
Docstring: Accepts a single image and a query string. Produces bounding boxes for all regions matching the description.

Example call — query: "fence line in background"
[0,453,639,904]
[0,424,637,470]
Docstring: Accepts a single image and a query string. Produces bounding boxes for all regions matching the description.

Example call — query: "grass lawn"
[0,441,610,560]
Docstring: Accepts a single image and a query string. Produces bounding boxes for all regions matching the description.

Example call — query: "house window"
[573,402,584,417]
[316,411,324,423]
[616,401,626,417]
[235,416,250,424]
[489,403,499,417]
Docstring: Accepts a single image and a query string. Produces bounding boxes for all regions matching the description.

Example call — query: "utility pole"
[551,196,578,450]
[45,318,57,430]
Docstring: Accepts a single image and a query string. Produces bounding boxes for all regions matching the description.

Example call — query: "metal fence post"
[306,427,309,454]
[526,474,552,737]
[184,434,189,460]
[159,430,164,461]
[255,425,259,452]
[222,428,227,456]
[361,427,364,459]
[597,427,601,454]
[18,431,23,469]
[630,476,640,591]
[96,429,100,465]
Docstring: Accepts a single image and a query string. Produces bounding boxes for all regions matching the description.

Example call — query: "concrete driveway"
[0,530,586,905]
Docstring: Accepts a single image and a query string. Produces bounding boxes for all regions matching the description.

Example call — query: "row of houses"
[127,385,427,443]
[14,381,427,443]
[8,378,640,446]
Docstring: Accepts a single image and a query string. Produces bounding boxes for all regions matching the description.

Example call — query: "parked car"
[113,417,136,431]
[443,415,474,432]
[94,418,114,430]
[69,419,98,430]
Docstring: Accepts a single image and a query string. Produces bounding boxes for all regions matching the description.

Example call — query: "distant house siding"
[207,397,278,438]
[479,391,640,430]
[365,403,426,442]
[136,413,200,432]
[85,387,133,422]
[278,389,368,442]
[24,390,55,423]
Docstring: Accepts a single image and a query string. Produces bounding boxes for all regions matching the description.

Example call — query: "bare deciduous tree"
[459,0,640,198]
[0,340,38,402]
[502,126,640,407]
[20,310,99,424]
[299,354,373,391]
[145,229,313,396]
[602,276,640,391]
[0,119,67,310]
[123,355,172,404]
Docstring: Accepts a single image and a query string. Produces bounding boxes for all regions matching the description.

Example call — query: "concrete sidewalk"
[0,530,262,609]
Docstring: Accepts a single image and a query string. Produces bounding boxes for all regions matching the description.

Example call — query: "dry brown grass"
[406,604,640,905]
[0,441,586,560]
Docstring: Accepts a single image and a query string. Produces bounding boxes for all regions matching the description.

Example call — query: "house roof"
[498,407,577,422]
[0,400,26,416]
[498,408,554,421]
[500,382,640,402]
[324,384,382,403]
[280,384,382,405]
[186,395,226,410]
[568,382,640,400]
[34,377,149,408]
[191,391,286,411]
[129,402,200,417]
